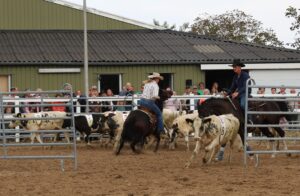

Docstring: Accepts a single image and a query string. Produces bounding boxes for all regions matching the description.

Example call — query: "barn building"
[1,0,300,94]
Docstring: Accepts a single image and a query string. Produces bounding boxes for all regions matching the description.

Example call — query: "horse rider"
[217,59,252,161]
[225,59,251,113]
[139,72,165,133]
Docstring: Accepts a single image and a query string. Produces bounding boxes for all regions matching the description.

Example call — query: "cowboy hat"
[229,59,245,67]
[148,72,164,80]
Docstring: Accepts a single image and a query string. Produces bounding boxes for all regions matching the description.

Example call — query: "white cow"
[169,112,198,151]
[185,114,240,168]
[162,109,186,148]
[8,111,70,144]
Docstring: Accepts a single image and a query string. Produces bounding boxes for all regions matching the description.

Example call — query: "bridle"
[248,102,267,111]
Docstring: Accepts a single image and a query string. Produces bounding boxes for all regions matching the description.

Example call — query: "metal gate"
[244,79,300,167]
[0,90,77,171]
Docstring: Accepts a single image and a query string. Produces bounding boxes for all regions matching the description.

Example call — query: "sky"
[66,0,300,45]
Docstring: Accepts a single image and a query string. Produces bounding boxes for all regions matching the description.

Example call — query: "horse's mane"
[155,89,171,111]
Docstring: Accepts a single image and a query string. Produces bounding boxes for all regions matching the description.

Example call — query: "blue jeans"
[239,94,246,112]
[139,98,164,131]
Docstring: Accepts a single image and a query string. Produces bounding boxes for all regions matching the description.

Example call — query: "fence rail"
[0,90,77,171]
[244,79,300,167]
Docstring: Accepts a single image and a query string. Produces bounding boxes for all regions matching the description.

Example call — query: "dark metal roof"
[1,29,300,65]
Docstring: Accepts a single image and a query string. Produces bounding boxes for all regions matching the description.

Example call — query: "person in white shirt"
[140,72,164,133]
[164,88,179,111]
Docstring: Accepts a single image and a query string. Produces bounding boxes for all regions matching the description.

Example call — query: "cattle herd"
[4,104,296,167]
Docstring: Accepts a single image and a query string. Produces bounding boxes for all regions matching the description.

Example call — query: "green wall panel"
[0,64,203,94]
[0,0,145,30]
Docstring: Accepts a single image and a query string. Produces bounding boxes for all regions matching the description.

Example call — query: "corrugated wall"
[0,64,204,94]
[0,0,144,30]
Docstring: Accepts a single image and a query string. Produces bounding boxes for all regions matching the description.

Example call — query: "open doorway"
[158,73,173,90]
[98,74,121,95]
[205,70,234,91]
[0,75,9,92]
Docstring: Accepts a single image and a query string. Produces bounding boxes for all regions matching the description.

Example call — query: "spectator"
[257,87,265,94]
[192,85,199,95]
[89,85,101,113]
[5,87,19,114]
[52,93,66,112]
[135,83,145,95]
[118,82,134,111]
[62,83,80,113]
[278,86,286,95]
[198,89,211,105]
[288,88,297,112]
[197,82,205,95]
[290,88,296,94]
[210,82,219,95]
[75,89,87,113]
[99,91,111,112]
[21,88,33,113]
[106,88,115,111]
[271,87,277,94]
[164,88,178,111]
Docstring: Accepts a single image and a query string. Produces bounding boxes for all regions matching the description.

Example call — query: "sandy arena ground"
[0,140,299,196]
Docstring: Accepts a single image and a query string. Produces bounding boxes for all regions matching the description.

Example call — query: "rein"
[248,102,267,111]
[226,96,237,111]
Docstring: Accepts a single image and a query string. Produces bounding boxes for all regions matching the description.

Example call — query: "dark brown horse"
[115,89,172,155]
[248,101,288,137]
[198,97,289,159]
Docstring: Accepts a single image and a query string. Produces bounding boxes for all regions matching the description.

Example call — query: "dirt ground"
[0,140,299,196]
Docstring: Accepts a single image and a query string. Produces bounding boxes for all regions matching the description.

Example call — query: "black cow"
[62,114,102,144]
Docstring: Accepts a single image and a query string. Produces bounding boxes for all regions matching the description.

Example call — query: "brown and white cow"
[185,114,240,168]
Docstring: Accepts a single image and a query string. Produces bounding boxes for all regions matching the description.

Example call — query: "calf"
[169,112,198,151]
[62,114,102,145]
[98,111,124,147]
[185,114,240,168]
[8,111,69,144]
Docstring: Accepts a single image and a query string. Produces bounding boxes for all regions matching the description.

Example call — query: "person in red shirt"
[52,94,65,112]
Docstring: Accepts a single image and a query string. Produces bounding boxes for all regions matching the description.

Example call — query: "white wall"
[249,70,300,94]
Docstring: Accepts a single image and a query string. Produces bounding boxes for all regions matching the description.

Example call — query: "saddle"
[138,106,157,130]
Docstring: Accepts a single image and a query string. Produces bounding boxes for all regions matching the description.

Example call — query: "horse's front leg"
[153,132,161,153]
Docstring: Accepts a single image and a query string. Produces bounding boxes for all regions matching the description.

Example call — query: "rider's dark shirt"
[227,71,251,97]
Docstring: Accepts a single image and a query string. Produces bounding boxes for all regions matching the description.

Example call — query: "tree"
[285,6,300,49]
[153,19,176,30]
[191,10,283,47]
[153,19,190,32]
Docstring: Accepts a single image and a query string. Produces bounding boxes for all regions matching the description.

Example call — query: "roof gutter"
[1,59,300,66]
